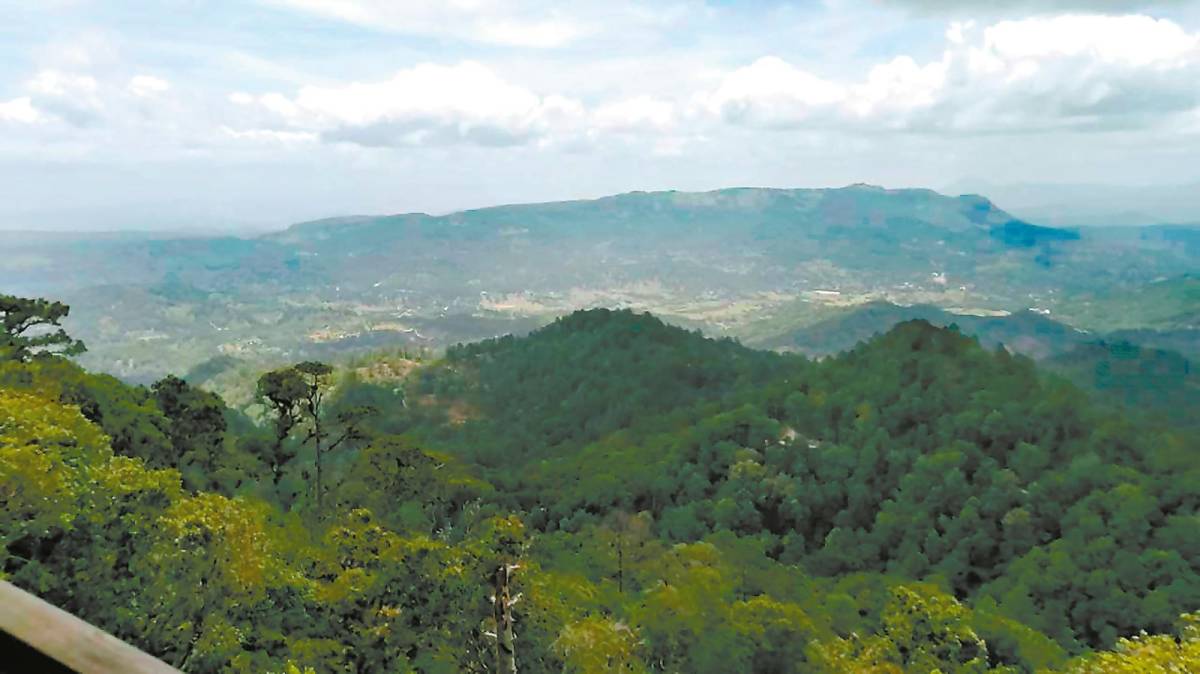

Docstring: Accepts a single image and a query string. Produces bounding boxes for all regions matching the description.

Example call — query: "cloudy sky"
[3,0,1200,231]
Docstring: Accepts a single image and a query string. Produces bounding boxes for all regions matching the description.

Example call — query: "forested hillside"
[751,301,1090,359]
[1049,341,1200,430]
[2,294,1198,672]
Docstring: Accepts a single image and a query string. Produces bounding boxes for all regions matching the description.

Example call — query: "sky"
[2,0,1200,231]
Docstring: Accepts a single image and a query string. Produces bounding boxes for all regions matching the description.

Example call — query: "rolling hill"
[1054,275,1200,332]
[750,301,1094,359]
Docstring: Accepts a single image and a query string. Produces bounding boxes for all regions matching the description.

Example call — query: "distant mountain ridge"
[4,183,1197,384]
[270,184,1045,248]
[258,183,1079,305]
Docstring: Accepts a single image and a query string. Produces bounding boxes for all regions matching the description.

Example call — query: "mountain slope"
[267,185,1066,285]
[417,308,796,466]
[1056,275,1200,331]
[1049,340,1200,428]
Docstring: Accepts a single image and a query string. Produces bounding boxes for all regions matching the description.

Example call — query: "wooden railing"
[0,580,180,673]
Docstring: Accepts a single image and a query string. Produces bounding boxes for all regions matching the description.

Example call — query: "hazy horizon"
[6,176,1200,234]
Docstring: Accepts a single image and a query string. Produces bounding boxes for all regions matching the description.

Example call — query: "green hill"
[752,300,1092,359]
[1049,340,1200,429]
[1057,275,1200,332]
[746,300,1200,426]
[429,309,787,463]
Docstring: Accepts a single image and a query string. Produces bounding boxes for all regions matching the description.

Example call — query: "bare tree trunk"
[313,417,322,514]
[493,565,517,674]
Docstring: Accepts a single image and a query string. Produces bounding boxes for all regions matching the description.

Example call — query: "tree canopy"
[1,299,1197,672]
[0,294,85,362]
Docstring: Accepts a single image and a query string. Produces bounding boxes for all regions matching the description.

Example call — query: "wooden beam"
[0,580,180,674]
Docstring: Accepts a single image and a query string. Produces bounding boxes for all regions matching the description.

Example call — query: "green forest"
[2,294,1198,673]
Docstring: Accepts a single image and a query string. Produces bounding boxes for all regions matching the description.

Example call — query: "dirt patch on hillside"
[355,358,420,383]
[415,393,479,425]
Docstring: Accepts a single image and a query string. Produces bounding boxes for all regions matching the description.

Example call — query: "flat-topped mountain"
[268,185,1061,269]
[250,185,1086,328]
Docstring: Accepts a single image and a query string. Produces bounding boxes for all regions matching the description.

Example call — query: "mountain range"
[3,184,1198,386]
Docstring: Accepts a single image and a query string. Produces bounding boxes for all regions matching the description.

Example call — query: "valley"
[7,185,1198,391]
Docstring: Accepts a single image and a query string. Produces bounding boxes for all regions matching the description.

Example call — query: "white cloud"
[24,69,103,126]
[127,75,170,97]
[247,61,586,147]
[703,14,1200,133]
[220,125,317,144]
[700,57,846,128]
[978,14,1197,67]
[849,56,946,122]
[240,64,699,149]
[27,70,98,96]
[0,97,41,124]
[0,62,239,161]
[944,14,1200,131]
[472,17,582,49]
[946,20,974,44]
[594,96,675,132]
[243,14,1200,150]
[259,92,302,119]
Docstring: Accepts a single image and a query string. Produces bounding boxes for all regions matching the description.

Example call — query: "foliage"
[2,302,1198,672]
[256,361,375,511]
[1049,340,1200,430]
[1054,614,1200,673]
[0,293,86,362]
